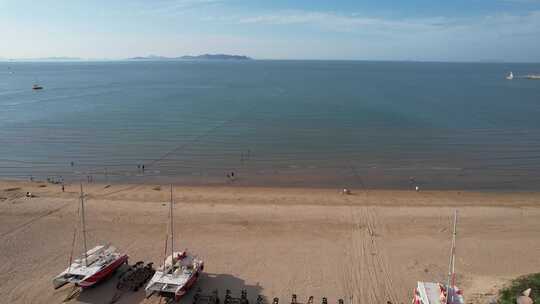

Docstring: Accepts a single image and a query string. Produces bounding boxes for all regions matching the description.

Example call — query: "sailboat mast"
[446,210,458,303]
[80,183,88,267]
[170,184,174,260]
[451,210,457,286]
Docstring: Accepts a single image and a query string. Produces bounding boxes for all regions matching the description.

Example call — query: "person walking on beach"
[226,171,236,182]
[62,184,65,192]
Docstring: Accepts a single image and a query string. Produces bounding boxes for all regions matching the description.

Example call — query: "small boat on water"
[52,185,128,289]
[412,210,464,304]
[145,186,204,301]
[505,72,540,80]
[32,84,43,90]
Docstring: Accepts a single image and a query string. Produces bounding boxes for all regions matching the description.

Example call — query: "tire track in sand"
[341,206,401,304]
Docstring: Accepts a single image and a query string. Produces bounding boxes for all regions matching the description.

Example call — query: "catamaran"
[52,184,128,289]
[145,185,204,301]
[412,210,464,304]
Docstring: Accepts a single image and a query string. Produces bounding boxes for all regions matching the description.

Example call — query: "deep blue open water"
[1,60,539,189]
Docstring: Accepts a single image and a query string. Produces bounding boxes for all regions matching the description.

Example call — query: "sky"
[1,0,540,62]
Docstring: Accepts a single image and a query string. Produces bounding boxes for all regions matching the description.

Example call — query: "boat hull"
[413,282,464,304]
[146,262,204,301]
[53,254,128,289]
[174,265,202,301]
[53,279,70,290]
[78,254,128,288]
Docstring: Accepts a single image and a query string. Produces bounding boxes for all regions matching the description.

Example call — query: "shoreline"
[3,176,540,195]
[2,179,540,208]
[1,179,539,304]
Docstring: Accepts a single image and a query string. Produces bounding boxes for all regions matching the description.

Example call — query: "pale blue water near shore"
[1,60,540,189]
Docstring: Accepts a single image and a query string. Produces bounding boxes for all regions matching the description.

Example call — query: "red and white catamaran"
[145,186,204,301]
[53,185,128,290]
[412,210,464,304]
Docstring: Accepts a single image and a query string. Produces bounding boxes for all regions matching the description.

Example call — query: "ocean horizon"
[1,60,540,190]
[2,58,540,63]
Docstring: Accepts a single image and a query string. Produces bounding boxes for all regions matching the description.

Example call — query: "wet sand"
[1,180,539,304]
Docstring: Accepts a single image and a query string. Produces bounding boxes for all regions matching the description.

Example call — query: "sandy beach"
[1,180,539,304]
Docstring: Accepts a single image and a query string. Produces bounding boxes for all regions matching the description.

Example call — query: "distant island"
[36,57,82,61]
[1,56,83,61]
[128,54,252,60]
[129,55,170,60]
[180,54,251,60]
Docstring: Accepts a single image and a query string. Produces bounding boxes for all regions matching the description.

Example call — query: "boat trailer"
[116,261,155,291]
[193,288,220,304]
[108,261,155,304]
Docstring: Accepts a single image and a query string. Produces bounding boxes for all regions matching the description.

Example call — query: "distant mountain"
[39,57,82,61]
[3,57,82,61]
[19,57,82,61]
[129,55,170,60]
[179,54,252,60]
[128,54,252,60]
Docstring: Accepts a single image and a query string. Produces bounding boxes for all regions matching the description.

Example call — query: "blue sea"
[1,60,539,189]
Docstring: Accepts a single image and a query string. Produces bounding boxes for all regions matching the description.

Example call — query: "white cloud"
[131,0,222,17]
[217,9,540,61]
[237,11,459,33]
[233,9,540,37]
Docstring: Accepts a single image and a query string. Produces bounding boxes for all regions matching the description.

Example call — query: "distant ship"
[506,72,513,80]
[32,84,43,90]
